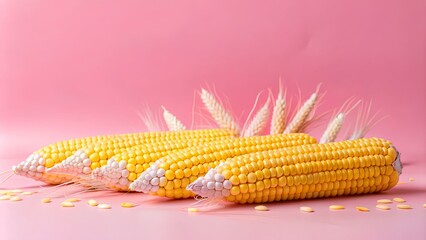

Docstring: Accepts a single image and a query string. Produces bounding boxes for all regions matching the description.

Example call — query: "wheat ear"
[200,88,239,134]
[242,98,270,137]
[162,107,186,131]
[270,85,286,135]
[320,113,344,143]
[284,90,319,133]
[320,98,361,143]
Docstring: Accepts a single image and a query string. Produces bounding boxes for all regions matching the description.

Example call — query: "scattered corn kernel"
[97,203,112,209]
[300,206,314,212]
[423,203,426,208]
[10,196,22,201]
[397,204,412,210]
[187,207,199,212]
[376,204,391,210]
[377,199,392,204]
[254,205,269,211]
[21,191,35,195]
[329,205,345,210]
[0,190,7,195]
[0,195,11,200]
[87,199,98,206]
[61,201,75,207]
[11,189,23,193]
[65,198,80,202]
[6,192,17,196]
[356,206,369,212]
[393,197,405,203]
[41,198,51,203]
[121,202,135,208]
[409,177,415,182]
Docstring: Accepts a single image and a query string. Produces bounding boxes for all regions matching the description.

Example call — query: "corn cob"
[188,138,401,203]
[92,137,229,191]
[129,133,317,198]
[47,129,234,182]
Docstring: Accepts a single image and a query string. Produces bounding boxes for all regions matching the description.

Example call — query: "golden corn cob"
[188,138,401,203]
[47,129,233,181]
[129,133,317,198]
[92,137,228,191]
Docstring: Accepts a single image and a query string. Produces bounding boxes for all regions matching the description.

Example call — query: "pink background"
[0,1,425,240]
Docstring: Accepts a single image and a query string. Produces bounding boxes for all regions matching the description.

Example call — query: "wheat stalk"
[138,109,162,132]
[242,98,270,137]
[200,88,239,134]
[270,87,286,135]
[320,113,344,143]
[284,91,318,133]
[162,107,186,131]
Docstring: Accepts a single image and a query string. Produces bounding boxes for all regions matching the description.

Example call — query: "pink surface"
[0,1,425,240]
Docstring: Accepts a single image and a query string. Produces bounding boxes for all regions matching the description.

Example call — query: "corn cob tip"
[47,149,92,175]
[91,159,130,191]
[391,146,402,176]
[128,161,162,193]
[13,153,70,184]
[186,168,229,198]
[13,153,46,179]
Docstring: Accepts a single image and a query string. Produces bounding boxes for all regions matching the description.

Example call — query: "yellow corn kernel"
[21,191,36,195]
[41,198,51,203]
[0,195,11,200]
[393,197,405,203]
[61,201,75,207]
[329,205,345,210]
[87,199,98,206]
[376,204,391,210]
[356,206,369,212]
[97,203,112,209]
[396,204,412,210]
[10,196,22,202]
[300,206,314,212]
[254,205,269,211]
[128,172,137,181]
[377,199,392,204]
[65,198,80,202]
[121,202,136,208]
[187,207,199,212]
